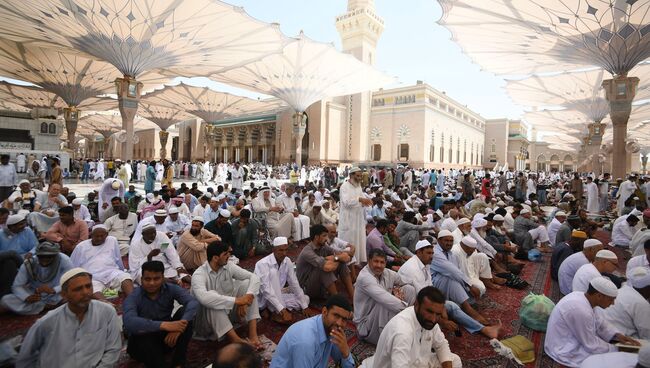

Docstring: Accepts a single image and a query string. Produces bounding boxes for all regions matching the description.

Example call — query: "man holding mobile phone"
[129,224,190,285]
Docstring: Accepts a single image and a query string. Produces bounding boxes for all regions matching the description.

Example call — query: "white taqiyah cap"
[91,224,108,232]
[192,216,204,223]
[219,209,231,218]
[484,208,493,214]
[59,267,90,288]
[628,267,650,289]
[595,249,617,260]
[456,218,470,226]
[461,236,477,248]
[520,209,530,215]
[583,239,603,249]
[493,214,504,221]
[72,198,83,205]
[589,276,618,298]
[471,218,488,228]
[435,209,444,218]
[415,239,432,251]
[638,343,650,366]
[437,229,453,239]
[497,201,506,206]
[6,214,26,226]
[111,180,120,190]
[555,211,567,217]
[146,193,154,201]
[168,207,179,214]
[216,194,226,201]
[142,223,156,231]
[19,179,29,185]
[273,237,288,247]
[154,209,167,216]
[525,200,531,205]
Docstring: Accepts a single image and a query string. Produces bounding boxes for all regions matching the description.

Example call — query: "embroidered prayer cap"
[456,218,470,226]
[168,207,179,214]
[571,230,588,239]
[154,209,168,217]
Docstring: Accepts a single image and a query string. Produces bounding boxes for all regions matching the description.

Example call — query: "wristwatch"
[334,256,339,262]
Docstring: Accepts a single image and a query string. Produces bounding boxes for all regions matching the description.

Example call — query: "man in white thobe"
[70,226,134,300]
[98,178,125,222]
[602,266,650,339]
[617,176,638,215]
[585,177,599,213]
[558,238,603,295]
[451,236,494,296]
[360,286,462,368]
[545,277,640,368]
[572,249,619,293]
[251,188,294,239]
[191,242,263,348]
[339,167,373,264]
[229,162,245,192]
[612,213,640,248]
[71,198,94,228]
[630,209,650,257]
[254,237,309,324]
[128,225,189,284]
[16,153,26,173]
[548,211,567,246]
[276,184,310,241]
[353,248,416,345]
[104,204,138,256]
[163,207,191,246]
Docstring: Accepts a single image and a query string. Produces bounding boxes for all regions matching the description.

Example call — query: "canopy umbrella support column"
[293,111,307,167]
[158,130,169,160]
[603,75,639,178]
[115,76,143,161]
[63,107,79,158]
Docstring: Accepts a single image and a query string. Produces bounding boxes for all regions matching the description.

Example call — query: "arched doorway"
[550,154,560,172]
[536,154,546,171]
[563,155,574,172]
[183,127,192,160]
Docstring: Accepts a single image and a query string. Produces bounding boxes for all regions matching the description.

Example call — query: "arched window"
[448,135,453,164]
[40,122,48,133]
[372,144,381,161]
[440,133,444,163]
[399,144,409,161]
[429,131,435,162]
[48,123,56,134]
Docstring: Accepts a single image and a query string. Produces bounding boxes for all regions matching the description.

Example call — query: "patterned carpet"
[0,230,626,367]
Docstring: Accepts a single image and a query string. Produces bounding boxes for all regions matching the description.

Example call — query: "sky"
[0,0,524,120]
[181,0,525,120]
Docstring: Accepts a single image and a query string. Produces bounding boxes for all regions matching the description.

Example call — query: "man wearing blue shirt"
[271,294,354,368]
[0,214,37,297]
[123,260,198,368]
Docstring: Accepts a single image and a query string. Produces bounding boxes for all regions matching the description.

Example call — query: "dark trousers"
[0,251,22,297]
[127,308,193,368]
[0,186,13,203]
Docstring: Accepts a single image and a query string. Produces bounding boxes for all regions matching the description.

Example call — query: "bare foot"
[493,277,507,285]
[480,321,502,339]
[486,282,502,291]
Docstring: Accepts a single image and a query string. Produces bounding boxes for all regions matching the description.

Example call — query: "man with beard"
[71,226,134,302]
[15,268,122,367]
[353,248,416,344]
[339,167,374,265]
[177,217,221,271]
[361,286,462,368]
[276,184,311,241]
[0,242,72,315]
[271,294,354,367]
[129,224,189,285]
[204,209,234,249]
[451,236,501,295]
[254,237,310,325]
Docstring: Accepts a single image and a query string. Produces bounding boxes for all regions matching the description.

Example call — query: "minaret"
[336,0,384,161]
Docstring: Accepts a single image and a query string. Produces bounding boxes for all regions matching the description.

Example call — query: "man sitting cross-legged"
[353,248,416,344]
[254,236,310,324]
[192,241,263,349]
[70,225,134,302]
[296,224,355,301]
[399,239,501,339]
[123,260,199,368]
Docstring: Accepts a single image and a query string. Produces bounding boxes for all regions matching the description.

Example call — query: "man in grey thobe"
[191,242,263,347]
[353,248,415,344]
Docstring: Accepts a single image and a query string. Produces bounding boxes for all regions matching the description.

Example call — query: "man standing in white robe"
[602,266,650,339]
[98,178,125,222]
[229,162,245,192]
[617,175,638,215]
[254,237,309,324]
[545,277,640,368]
[585,177,599,213]
[360,286,462,368]
[339,167,373,264]
[93,160,105,181]
[16,152,26,173]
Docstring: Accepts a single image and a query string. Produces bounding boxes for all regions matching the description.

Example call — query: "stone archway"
[550,154,560,172]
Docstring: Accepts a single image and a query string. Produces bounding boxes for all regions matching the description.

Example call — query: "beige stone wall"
[132,128,176,161]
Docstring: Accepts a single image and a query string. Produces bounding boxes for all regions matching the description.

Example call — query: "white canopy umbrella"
[0,0,290,160]
[210,32,395,165]
[437,0,650,177]
[138,101,194,159]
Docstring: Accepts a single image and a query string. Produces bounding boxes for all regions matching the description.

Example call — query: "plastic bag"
[519,293,555,332]
[527,249,542,262]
